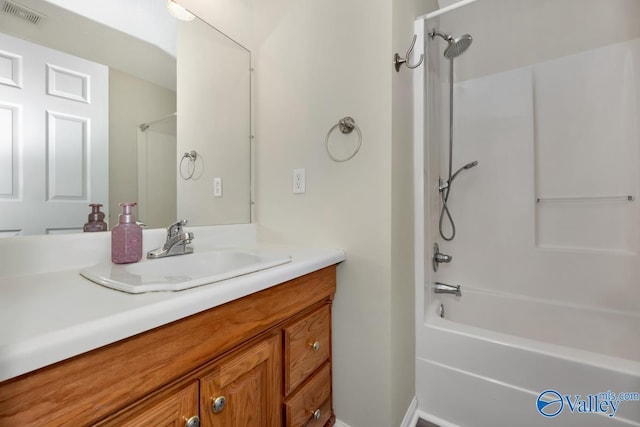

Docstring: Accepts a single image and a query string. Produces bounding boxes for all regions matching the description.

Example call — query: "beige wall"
[392,1,438,424]
[177,0,438,425]
[109,69,176,225]
[252,1,394,424]
[251,1,437,425]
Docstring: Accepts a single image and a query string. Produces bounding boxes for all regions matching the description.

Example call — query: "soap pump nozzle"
[119,202,137,224]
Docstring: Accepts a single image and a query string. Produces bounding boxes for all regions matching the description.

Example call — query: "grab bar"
[536,195,634,203]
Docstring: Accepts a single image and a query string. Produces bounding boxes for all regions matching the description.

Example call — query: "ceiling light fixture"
[167,0,194,21]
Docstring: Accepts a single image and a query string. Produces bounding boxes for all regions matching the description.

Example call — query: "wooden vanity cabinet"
[0,265,337,427]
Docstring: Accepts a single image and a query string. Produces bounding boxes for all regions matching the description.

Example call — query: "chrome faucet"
[147,219,194,259]
[434,282,461,297]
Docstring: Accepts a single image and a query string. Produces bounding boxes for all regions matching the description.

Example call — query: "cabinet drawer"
[284,305,331,395]
[284,362,331,427]
[95,381,199,427]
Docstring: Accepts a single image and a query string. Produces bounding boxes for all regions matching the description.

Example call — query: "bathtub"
[416,287,640,427]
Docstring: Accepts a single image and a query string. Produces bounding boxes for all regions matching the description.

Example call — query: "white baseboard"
[401,396,419,427]
[334,419,351,427]
[415,409,460,427]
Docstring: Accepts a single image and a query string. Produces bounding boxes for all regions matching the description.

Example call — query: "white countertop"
[0,226,345,382]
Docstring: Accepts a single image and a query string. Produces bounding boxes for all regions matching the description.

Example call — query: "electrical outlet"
[214,177,223,197]
[293,168,305,194]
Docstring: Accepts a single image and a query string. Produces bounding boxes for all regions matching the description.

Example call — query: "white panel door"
[0,32,108,235]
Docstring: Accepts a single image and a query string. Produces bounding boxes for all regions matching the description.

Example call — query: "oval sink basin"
[80,249,292,293]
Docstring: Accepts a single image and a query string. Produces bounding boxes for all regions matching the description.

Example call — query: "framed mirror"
[0,0,251,236]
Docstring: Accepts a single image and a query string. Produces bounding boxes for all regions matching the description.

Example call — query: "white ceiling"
[0,0,176,90]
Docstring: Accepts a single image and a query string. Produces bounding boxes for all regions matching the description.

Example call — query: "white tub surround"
[414,0,640,425]
[0,224,345,382]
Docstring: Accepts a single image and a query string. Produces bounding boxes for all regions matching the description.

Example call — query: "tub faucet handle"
[432,243,453,272]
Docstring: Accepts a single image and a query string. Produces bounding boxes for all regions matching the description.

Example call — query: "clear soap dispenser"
[111,202,143,264]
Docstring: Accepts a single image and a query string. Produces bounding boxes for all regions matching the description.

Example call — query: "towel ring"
[180,150,198,180]
[325,117,362,162]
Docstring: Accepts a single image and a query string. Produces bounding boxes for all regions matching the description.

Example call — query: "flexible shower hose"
[439,184,456,241]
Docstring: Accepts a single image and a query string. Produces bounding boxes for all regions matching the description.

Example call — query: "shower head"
[450,160,478,183]
[429,30,473,59]
[444,34,473,59]
[463,160,478,169]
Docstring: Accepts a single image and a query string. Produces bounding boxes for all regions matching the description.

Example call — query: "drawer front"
[284,305,331,395]
[284,362,332,427]
[95,381,199,427]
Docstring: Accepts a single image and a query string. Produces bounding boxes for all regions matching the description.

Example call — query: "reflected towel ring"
[180,150,198,180]
[325,117,362,162]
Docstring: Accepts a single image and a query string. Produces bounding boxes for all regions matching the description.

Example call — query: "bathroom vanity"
[0,226,344,427]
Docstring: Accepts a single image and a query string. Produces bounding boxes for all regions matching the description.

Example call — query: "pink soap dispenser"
[111,202,143,264]
[83,203,108,232]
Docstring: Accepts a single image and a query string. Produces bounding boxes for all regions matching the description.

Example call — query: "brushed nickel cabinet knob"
[312,409,321,420]
[184,415,200,427]
[212,395,226,413]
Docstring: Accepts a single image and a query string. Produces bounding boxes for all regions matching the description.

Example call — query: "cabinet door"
[96,381,199,427]
[199,334,281,427]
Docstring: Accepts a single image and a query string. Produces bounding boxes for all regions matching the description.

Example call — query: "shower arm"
[429,31,453,43]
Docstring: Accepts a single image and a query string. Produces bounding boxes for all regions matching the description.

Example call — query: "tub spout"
[434,282,461,297]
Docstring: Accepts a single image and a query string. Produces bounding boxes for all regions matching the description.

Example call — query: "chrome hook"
[394,34,424,72]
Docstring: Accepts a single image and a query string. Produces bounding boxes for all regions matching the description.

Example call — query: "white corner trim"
[401,396,419,427]
[334,420,352,427]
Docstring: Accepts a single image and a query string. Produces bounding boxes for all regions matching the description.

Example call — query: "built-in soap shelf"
[536,195,634,204]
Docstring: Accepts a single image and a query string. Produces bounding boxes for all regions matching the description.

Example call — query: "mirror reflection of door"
[0,32,108,236]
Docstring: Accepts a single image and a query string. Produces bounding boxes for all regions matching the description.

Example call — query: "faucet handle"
[167,219,188,237]
[432,243,453,272]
